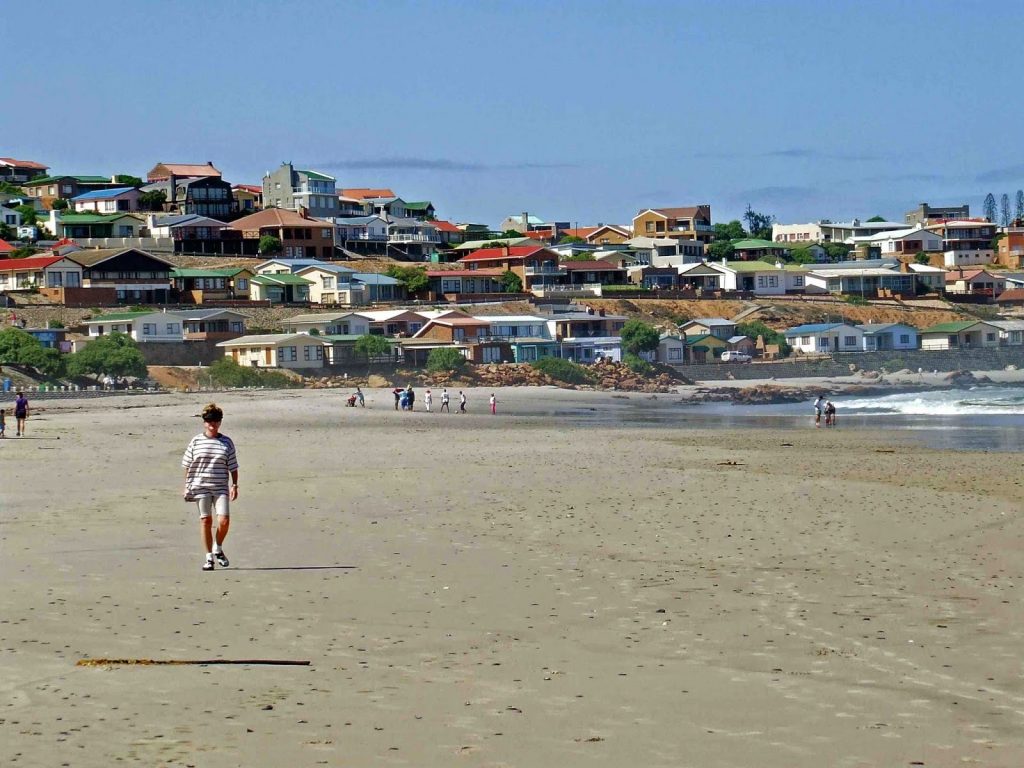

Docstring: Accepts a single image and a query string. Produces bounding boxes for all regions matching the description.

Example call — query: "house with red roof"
[424,267,505,297]
[632,205,713,244]
[225,208,335,258]
[147,162,222,182]
[457,245,560,290]
[430,219,465,245]
[944,268,1007,297]
[0,254,83,292]
[340,188,396,201]
[0,238,15,254]
[0,157,48,183]
[232,184,263,213]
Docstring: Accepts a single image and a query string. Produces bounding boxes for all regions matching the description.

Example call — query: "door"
[265,348,272,365]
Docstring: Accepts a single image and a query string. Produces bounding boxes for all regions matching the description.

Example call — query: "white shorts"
[196,494,230,519]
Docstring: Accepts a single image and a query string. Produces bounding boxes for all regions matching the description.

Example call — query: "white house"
[216,333,332,369]
[919,321,1002,350]
[293,264,366,305]
[71,187,141,214]
[784,323,865,354]
[856,323,919,351]
[85,310,185,343]
[989,320,1024,346]
[279,311,372,336]
[712,260,787,295]
[656,333,686,364]
[0,254,83,292]
[333,215,389,247]
[471,314,552,340]
[848,225,943,256]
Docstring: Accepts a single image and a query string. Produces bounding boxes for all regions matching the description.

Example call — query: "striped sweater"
[182,433,238,496]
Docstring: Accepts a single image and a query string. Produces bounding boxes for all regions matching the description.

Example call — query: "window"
[119,226,134,236]
[322,276,334,289]
[844,336,856,347]
[280,346,297,362]
[986,333,996,342]
[142,324,156,335]
[793,276,804,287]
[47,272,63,287]
[481,346,501,363]
[249,347,261,354]
[900,334,910,344]
[236,278,248,290]
[166,323,180,334]
[62,184,72,194]
[669,347,682,361]
[302,345,323,361]
[801,336,810,345]
[645,221,654,233]
[322,228,331,238]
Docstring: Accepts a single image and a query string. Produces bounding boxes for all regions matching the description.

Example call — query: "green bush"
[844,294,869,306]
[207,358,302,389]
[623,353,654,374]
[426,347,467,373]
[530,357,596,385]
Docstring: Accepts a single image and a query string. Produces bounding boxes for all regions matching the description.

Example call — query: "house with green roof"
[710,260,787,294]
[730,238,790,262]
[85,310,183,343]
[50,211,145,239]
[404,201,436,220]
[171,266,254,303]
[919,320,1001,351]
[261,162,337,219]
[250,272,312,303]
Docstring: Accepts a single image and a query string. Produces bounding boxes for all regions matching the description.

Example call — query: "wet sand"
[2,388,1023,767]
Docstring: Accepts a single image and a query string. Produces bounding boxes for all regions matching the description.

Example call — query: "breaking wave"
[839,387,1024,416]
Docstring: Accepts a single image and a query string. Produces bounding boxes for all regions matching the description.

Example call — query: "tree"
[114,174,143,187]
[66,332,147,381]
[736,321,790,356]
[618,319,660,356]
[706,239,735,261]
[1017,190,1024,224]
[984,193,997,222]
[353,333,392,375]
[789,247,819,265]
[0,327,53,374]
[743,205,775,240]
[15,204,37,225]
[384,265,429,295]
[1001,193,1012,226]
[258,235,282,255]
[499,269,523,293]
[501,229,523,238]
[866,215,887,222]
[426,347,467,374]
[0,181,23,195]
[823,242,852,262]
[138,189,166,211]
[558,235,585,244]
[51,198,69,211]
[0,222,12,240]
[713,220,746,241]
[914,252,932,265]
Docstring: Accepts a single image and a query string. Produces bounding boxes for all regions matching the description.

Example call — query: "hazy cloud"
[315,157,576,172]
[976,164,1024,184]
[860,172,948,183]
[763,147,879,162]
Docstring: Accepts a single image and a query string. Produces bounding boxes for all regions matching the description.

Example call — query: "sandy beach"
[2,386,1024,767]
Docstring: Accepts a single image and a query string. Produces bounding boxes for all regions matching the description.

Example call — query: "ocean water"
[529,386,1024,452]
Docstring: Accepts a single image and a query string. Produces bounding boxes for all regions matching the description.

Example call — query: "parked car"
[720,351,752,363]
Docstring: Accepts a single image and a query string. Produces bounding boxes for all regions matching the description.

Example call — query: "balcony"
[342,232,387,241]
[389,233,441,243]
[523,265,560,275]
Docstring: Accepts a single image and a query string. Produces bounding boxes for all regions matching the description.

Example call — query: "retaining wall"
[139,341,223,366]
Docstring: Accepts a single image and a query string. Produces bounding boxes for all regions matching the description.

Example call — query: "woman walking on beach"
[182,403,239,572]
[489,392,497,415]
[13,390,29,437]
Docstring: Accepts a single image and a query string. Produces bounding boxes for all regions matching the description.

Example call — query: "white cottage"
[784,323,864,354]
[216,333,332,369]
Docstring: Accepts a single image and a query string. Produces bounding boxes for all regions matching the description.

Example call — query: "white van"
[720,351,752,363]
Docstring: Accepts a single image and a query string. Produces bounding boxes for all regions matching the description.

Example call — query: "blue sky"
[5,0,1023,228]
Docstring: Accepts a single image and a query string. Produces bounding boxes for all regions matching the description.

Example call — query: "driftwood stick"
[77,658,310,667]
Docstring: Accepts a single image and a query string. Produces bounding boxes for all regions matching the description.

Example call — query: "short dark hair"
[201,403,223,422]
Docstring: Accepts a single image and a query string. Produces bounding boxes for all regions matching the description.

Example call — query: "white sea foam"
[839,387,1024,416]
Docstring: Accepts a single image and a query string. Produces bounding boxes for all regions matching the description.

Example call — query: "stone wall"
[139,341,224,366]
[676,347,1024,381]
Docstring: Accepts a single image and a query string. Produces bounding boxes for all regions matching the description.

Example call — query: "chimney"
[598,308,606,317]
[111,175,117,183]
[298,205,309,219]
[502,244,509,259]
[522,211,529,229]
[721,257,727,266]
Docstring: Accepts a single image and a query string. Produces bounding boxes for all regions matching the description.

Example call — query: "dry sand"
[2,387,1023,767]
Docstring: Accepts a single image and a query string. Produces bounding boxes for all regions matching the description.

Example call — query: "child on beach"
[424,389,432,412]
[814,395,824,427]
[824,400,836,427]
[489,393,496,415]
[0,408,5,438]
[182,403,239,572]
[440,388,450,413]
[459,391,467,413]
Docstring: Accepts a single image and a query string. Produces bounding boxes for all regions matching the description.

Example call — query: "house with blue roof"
[856,323,919,351]
[72,187,140,214]
[784,322,864,355]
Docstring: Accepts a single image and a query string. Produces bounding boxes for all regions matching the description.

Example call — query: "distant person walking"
[459,390,467,414]
[407,385,415,411]
[182,403,239,572]
[0,408,6,438]
[424,389,432,412]
[440,388,450,413]
[356,386,364,407]
[13,390,29,437]
[393,388,402,410]
[824,400,836,427]
[489,393,497,415]
[813,395,824,428]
